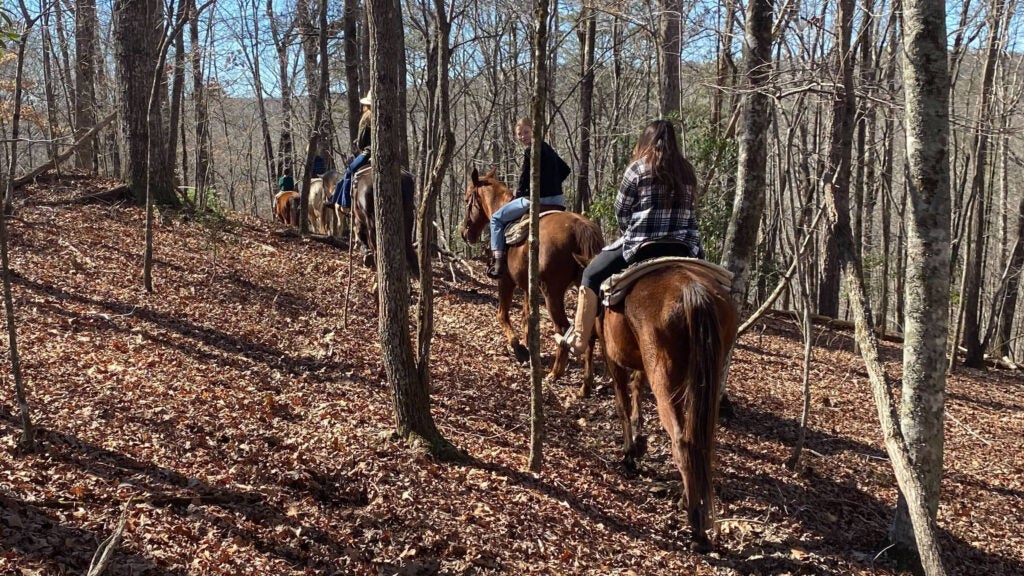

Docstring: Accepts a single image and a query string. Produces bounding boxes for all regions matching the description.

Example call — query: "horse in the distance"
[460,168,603,391]
[305,170,341,235]
[598,261,737,552]
[350,165,419,278]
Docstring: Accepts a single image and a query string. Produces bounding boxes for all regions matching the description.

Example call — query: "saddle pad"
[504,210,563,246]
[601,257,734,307]
[354,165,373,180]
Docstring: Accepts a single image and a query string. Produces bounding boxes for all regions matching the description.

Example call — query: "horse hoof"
[633,435,649,459]
[690,536,712,554]
[621,455,639,475]
[511,344,529,364]
[719,394,735,420]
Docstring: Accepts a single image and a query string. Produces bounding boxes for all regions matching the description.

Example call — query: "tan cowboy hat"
[359,92,372,106]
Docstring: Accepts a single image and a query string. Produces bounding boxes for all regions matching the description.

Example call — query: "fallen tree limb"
[86,498,131,576]
[13,111,118,189]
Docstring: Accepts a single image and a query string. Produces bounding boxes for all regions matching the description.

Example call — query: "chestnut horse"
[460,168,604,390]
[600,263,737,552]
[351,166,419,278]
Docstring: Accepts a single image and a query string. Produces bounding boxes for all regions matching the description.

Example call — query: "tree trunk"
[720,0,773,307]
[74,0,100,171]
[573,4,595,214]
[886,1,953,572]
[190,0,212,194]
[267,0,295,177]
[367,0,454,456]
[244,0,275,207]
[710,0,737,134]
[961,0,1005,368]
[114,0,176,206]
[2,7,38,449]
[344,0,361,150]
[166,0,188,179]
[41,12,61,167]
[818,0,857,318]
[416,0,455,398]
[657,0,681,118]
[527,0,551,473]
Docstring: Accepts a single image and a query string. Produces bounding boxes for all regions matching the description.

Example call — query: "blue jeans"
[488,195,565,251]
[489,197,530,251]
[332,153,369,208]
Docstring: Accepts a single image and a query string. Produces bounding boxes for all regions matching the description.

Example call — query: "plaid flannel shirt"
[610,158,701,261]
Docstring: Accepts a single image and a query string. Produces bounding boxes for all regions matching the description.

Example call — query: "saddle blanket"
[504,210,564,246]
[601,257,733,307]
[354,165,373,180]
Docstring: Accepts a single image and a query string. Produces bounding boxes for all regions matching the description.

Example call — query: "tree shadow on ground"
[1,417,375,574]
[15,277,344,379]
[0,493,183,576]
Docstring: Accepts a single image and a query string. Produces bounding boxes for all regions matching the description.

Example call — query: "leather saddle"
[601,255,733,307]
[503,206,566,246]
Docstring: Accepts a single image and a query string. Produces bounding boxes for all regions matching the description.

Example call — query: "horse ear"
[486,167,497,180]
[471,168,481,187]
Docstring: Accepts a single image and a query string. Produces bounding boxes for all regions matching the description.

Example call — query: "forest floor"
[1,174,1022,576]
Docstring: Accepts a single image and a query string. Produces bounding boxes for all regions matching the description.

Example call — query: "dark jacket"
[516,141,571,199]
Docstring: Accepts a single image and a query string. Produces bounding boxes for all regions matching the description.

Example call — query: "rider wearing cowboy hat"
[332,92,373,211]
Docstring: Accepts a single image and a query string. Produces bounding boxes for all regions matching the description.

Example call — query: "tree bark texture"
[74,0,100,171]
[657,0,680,118]
[721,0,773,307]
[573,5,595,214]
[960,0,1005,368]
[113,0,175,205]
[367,0,449,450]
[190,0,212,194]
[527,0,551,473]
[817,0,856,318]
[887,2,952,569]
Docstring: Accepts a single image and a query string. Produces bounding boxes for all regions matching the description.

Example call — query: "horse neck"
[481,185,512,219]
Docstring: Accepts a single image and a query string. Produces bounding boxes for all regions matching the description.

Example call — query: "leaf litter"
[0,175,1021,575]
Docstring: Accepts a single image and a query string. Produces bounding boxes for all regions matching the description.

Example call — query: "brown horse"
[599,263,737,552]
[460,168,604,390]
[273,190,299,225]
[351,166,419,278]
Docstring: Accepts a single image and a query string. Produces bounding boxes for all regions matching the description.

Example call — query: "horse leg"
[580,339,595,397]
[608,360,643,472]
[542,286,571,384]
[497,277,526,361]
[515,296,532,364]
[647,360,713,553]
[628,371,648,459]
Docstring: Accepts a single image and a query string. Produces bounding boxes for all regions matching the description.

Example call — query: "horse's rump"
[274,191,299,224]
[603,264,737,550]
[352,168,419,277]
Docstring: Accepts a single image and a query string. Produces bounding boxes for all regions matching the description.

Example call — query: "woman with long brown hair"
[558,119,703,353]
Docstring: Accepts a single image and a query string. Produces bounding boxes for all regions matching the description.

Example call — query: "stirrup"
[556,325,583,356]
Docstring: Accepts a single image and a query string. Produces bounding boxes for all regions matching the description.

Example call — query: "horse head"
[460,167,510,243]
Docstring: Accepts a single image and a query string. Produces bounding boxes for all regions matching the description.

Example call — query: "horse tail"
[676,274,725,541]
[571,216,605,269]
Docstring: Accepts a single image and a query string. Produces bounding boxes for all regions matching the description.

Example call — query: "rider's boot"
[487,251,507,279]
[556,286,598,355]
